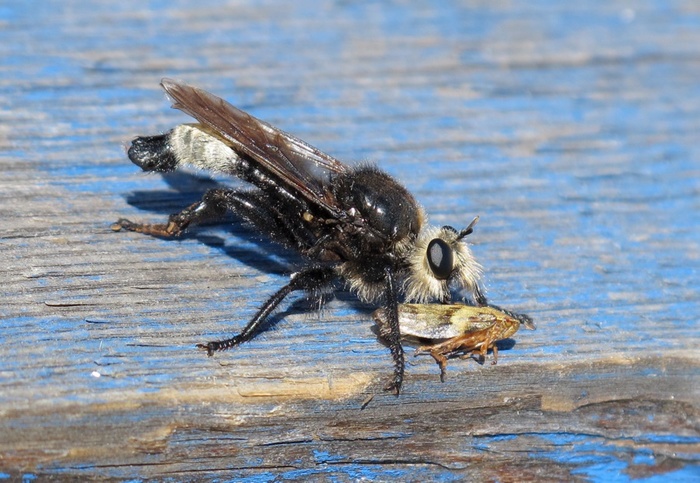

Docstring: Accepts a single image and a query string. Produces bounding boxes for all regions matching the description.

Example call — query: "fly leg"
[114,188,319,254]
[382,266,405,396]
[112,188,234,237]
[197,266,336,354]
[474,285,488,306]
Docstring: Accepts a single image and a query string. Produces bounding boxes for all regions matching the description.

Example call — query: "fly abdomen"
[128,124,243,174]
[128,133,178,172]
[168,124,243,174]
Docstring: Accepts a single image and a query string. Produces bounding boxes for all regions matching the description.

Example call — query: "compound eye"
[427,238,454,280]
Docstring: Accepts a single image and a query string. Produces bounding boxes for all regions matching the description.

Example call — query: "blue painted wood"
[0,0,698,480]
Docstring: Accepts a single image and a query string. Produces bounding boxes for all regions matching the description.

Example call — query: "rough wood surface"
[1,1,698,480]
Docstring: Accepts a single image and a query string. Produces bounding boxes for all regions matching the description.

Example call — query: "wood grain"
[1,1,698,480]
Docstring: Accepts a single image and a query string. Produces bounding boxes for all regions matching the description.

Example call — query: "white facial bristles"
[403,225,482,303]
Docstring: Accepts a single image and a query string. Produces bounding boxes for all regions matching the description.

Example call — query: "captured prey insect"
[113,79,488,395]
[373,304,535,382]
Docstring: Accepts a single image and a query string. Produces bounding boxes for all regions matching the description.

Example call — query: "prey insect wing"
[161,78,348,217]
[374,303,533,382]
[375,303,500,339]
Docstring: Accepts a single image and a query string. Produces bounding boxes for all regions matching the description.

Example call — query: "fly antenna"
[457,216,480,239]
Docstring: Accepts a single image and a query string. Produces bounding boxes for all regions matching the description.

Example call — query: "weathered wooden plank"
[1,0,698,480]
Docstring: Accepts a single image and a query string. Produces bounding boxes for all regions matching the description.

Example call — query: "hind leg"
[113,188,234,237]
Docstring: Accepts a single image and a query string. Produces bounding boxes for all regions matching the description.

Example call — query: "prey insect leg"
[197,266,336,355]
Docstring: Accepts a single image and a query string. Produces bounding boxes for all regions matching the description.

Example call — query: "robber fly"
[114,79,488,395]
[373,303,535,382]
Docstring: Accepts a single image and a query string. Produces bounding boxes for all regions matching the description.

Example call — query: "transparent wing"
[161,78,349,216]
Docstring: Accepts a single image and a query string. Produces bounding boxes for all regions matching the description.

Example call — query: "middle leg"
[197,265,336,355]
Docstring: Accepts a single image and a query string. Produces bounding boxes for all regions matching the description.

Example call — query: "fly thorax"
[333,166,423,246]
[336,260,391,304]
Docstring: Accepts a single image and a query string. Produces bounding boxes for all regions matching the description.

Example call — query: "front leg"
[474,285,488,307]
[382,266,405,396]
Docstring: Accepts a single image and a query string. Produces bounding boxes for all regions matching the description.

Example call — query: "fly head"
[404,216,483,304]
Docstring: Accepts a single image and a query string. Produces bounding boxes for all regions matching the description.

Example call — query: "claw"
[112,218,181,237]
[196,343,216,357]
[383,379,402,396]
[111,218,136,232]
